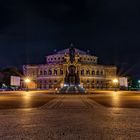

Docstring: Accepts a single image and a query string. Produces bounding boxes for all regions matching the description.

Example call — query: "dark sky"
[0,0,140,79]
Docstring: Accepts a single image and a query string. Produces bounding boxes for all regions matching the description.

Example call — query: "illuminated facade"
[23,48,117,89]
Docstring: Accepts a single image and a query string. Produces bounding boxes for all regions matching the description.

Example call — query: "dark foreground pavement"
[0,91,140,139]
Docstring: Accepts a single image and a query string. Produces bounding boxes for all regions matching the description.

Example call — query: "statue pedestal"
[59,85,85,94]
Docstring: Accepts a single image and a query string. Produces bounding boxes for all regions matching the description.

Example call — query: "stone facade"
[23,48,117,89]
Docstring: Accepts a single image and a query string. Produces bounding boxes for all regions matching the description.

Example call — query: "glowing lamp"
[113,79,118,83]
[24,78,31,83]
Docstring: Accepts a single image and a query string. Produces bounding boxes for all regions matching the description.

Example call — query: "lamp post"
[24,78,31,91]
[113,78,119,91]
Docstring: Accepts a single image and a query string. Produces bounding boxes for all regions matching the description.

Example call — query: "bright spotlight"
[24,78,31,83]
[113,79,118,83]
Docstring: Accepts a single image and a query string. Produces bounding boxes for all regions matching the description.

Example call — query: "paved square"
[0,91,140,140]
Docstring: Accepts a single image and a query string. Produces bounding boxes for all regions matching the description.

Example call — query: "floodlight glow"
[113,79,119,83]
[24,78,31,83]
[64,84,67,87]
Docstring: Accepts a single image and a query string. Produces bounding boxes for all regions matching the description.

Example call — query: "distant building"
[23,48,117,89]
[119,77,128,89]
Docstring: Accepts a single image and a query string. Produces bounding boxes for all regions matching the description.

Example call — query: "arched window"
[100,70,104,75]
[40,70,43,75]
[54,69,57,75]
[96,70,100,76]
[86,70,90,75]
[92,70,95,75]
[49,69,52,75]
[44,70,47,75]
[60,69,63,75]
[81,70,84,76]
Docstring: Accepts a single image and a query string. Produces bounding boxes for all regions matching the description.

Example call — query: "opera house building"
[23,47,117,91]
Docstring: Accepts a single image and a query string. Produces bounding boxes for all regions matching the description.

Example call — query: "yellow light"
[24,78,31,83]
[60,83,63,88]
[113,79,118,83]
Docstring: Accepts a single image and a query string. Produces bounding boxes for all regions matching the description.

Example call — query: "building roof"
[57,48,87,55]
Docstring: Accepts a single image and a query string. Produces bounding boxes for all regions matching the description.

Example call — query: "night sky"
[0,0,140,79]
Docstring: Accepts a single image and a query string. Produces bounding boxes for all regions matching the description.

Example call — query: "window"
[60,69,63,75]
[81,70,84,75]
[49,69,52,75]
[96,70,99,76]
[79,57,82,62]
[40,70,43,75]
[86,70,90,75]
[100,70,104,75]
[92,70,95,75]
[54,69,57,75]
[44,70,47,75]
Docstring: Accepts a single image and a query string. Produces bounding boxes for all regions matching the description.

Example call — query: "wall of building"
[23,49,117,90]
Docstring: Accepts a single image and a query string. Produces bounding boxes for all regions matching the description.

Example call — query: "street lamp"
[24,78,31,91]
[113,78,119,91]
[138,80,140,88]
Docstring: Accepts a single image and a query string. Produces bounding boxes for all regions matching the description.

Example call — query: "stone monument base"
[59,85,85,94]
